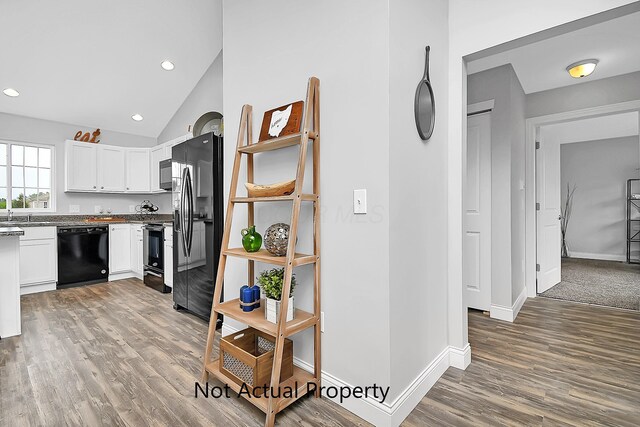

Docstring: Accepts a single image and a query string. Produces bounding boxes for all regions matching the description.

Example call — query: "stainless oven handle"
[145,270,163,278]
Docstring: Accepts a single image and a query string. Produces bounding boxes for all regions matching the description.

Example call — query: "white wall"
[447,0,636,349]
[467,64,526,309]
[561,137,639,260]
[158,52,223,143]
[388,0,449,408]
[527,71,640,118]
[0,112,171,214]
[222,0,392,417]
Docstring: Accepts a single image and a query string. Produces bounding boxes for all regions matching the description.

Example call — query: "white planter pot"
[265,296,294,324]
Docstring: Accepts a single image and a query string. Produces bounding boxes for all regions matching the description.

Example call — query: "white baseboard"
[568,252,625,262]
[221,323,467,427]
[20,281,56,295]
[490,287,527,322]
[449,344,471,369]
[108,272,136,281]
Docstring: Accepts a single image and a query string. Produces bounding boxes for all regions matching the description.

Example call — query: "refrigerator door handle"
[180,167,189,257]
[185,168,194,256]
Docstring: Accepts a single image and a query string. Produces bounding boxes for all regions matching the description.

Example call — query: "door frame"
[524,99,640,298]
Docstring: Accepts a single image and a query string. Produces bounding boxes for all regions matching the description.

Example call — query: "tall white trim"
[490,286,527,322]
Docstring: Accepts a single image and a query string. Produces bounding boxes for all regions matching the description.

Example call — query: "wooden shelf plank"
[215,298,317,337]
[238,133,303,154]
[205,362,317,414]
[223,248,317,267]
[231,194,317,203]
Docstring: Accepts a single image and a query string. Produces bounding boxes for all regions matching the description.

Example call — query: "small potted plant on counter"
[257,267,296,324]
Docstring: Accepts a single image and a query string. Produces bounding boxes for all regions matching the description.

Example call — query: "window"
[0,141,54,211]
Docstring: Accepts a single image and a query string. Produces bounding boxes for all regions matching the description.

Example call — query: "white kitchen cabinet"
[164,226,173,287]
[109,224,132,274]
[98,145,126,192]
[150,146,165,192]
[19,227,57,294]
[130,225,143,278]
[126,149,151,193]
[65,141,98,191]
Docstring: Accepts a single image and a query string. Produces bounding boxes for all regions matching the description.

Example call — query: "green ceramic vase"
[241,225,262,252]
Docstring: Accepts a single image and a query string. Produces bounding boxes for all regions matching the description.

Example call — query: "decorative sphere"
[264,223,290,256]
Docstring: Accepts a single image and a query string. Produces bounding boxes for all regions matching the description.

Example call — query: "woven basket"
[219,327,293,395]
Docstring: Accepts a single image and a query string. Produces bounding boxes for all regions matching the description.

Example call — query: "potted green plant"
[257,268,296,324]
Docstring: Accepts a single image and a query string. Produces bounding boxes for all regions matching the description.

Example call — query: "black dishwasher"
[57,226,109,288]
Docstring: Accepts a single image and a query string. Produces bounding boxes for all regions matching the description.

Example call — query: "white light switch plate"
[354,189,367,214]
[129,205,136,213]
[69,205,80,213]
[321,312,325,333]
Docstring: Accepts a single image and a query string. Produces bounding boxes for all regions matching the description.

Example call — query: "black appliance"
[159,159,172,191]
[143,224,170,293]
[172,132,224,321]
[57,226,109,288]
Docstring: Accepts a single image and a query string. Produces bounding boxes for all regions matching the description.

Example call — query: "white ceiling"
[542,111,639,144]
[467,11,640,94]
[0,0,222,138]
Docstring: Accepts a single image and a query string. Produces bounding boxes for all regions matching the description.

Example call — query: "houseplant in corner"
[257,267,296,323]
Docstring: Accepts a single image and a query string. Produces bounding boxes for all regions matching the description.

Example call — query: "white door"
[98,145,126,192]
[536,129,562,292]
[464,113,492,311]
[126,149,151,192]
[66,141,97,191]
[109,224,132,274]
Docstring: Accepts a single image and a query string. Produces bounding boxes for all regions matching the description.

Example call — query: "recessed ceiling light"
[566,59,599,79]
[132,114,144,121]
[3,88,19,97]
[161,60,175,71]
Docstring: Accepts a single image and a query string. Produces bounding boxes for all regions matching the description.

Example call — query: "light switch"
[69,205,80,213]
[129,205,136,213]
[353,189,367,214]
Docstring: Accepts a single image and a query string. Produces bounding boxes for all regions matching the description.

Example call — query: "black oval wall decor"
[414,46,435,141]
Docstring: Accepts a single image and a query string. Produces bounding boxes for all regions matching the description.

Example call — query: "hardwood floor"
[405,297,640,426]
[0,279,365,427]
[2,281,639,426]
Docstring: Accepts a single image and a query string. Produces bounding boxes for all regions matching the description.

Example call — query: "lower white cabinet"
[164,226,173,288]
[109,224,132,275]
[130,225,143,278]
[19,227,57,294]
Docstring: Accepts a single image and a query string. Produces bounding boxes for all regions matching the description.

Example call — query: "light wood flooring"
[1,280,639,426]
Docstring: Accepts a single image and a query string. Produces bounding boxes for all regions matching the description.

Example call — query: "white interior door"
[536,129,562,292]
[464,113,492,311]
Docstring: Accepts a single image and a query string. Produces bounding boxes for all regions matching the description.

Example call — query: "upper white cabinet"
[98,145,126,192]
[150,146,165,192]
[65,141,98,191]
[126,149,151,193]
[65,134,190,194]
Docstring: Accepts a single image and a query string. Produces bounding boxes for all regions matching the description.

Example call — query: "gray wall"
[561,137,639,260]
[158,52,223,143]
[527,71,640,118]
[388,0,449,401]
[0,112,171,214]
[467,64,526,308]
[223,0,393,401]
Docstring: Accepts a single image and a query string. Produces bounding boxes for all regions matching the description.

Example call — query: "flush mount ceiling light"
[131,114,144,121]
[161,60,175,71]
[3,88,19,97]
[566,59,599,78]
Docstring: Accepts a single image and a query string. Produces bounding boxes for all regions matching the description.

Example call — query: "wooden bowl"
[245,180,295,198]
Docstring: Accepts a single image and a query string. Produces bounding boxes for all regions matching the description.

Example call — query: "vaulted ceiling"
[467,11,640,94]
[0,0,222,137]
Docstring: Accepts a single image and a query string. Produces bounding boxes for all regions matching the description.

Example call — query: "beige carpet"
[540,258,640,310]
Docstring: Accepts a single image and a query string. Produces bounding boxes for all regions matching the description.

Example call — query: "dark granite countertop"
[0,227,25,237]
[0,214,174,228]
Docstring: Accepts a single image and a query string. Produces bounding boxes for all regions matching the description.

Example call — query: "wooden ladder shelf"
[202,77,321,427]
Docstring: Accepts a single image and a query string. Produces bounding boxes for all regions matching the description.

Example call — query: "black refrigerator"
[171,132,224,321]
